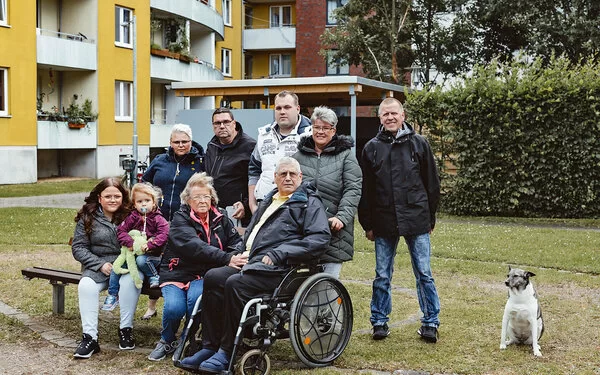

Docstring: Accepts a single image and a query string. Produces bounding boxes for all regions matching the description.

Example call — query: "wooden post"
[50,281,66,315]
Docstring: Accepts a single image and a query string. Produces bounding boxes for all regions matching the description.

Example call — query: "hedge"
[406,56,600,218]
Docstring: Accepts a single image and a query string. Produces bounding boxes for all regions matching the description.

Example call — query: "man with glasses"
[358,98,442,343]
[178,157,330,372]
[248,90,311,214]
[205,108,256,227]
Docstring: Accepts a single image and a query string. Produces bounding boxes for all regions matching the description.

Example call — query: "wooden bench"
[21,266,161,315]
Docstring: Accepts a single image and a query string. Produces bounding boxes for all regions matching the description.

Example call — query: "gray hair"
[310,105,338,127]
[180,172,219,206]
[275,157,301,175]
[170,124,193,140]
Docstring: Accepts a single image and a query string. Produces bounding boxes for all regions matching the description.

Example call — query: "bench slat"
[22,267,82,284]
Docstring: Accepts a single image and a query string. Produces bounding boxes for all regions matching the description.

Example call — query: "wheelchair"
[173,265,353,375]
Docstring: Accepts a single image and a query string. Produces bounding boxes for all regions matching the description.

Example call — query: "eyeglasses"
[191,195,212,202]
[212,120,233,127]
[100,194,123,201]
[171,140,191,145]
[313,126,334,132]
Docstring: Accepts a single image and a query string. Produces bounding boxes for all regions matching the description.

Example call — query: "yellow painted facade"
[0,0,37,146]
[97,1,151,146]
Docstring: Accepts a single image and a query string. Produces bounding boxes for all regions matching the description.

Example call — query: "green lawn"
[0,206,599,374]
[0,178,98,197]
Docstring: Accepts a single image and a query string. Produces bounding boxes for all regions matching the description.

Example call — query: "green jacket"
[293,134,362,263]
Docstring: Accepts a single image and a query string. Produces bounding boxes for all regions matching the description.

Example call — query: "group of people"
[70,90,442,369]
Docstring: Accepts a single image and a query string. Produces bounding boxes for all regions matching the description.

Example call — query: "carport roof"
[171,76,409,106]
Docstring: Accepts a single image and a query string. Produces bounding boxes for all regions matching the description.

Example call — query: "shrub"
[406,55,600,218]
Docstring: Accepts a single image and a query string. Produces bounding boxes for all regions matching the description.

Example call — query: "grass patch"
[1,209,599,374]
[0,208,78,244]
[0,178,98,197]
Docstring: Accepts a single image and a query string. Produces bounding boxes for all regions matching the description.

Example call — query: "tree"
[469,0,600,65]
[320,0,475,87]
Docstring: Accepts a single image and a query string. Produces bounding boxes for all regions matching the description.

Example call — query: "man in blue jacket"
[178,157,331,372]
[359,98,441,343]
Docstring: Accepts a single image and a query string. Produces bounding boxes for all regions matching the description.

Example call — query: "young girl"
[102,182,169,317]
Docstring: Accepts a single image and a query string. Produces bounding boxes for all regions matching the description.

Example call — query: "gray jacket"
[293,134,362,263]
[72,211,121,283]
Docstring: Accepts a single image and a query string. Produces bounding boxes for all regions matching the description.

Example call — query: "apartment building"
[0,0,233,184]
[0,0,362,184]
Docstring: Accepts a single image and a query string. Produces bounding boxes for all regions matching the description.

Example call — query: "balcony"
[36,29,97,71]
[243,26,296,51]
[151,54,223,82]
[151,0,224,40]
[37,121,97,149]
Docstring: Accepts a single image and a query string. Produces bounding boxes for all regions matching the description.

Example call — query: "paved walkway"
[0,192,87,209]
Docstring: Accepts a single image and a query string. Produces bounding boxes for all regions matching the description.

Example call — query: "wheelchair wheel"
[237,349,271,375]
[289,273,353,367]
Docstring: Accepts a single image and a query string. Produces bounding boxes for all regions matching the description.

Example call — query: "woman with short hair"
[293,106,362,278]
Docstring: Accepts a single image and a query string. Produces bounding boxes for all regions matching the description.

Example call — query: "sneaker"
[372,324,390,340]
[148,339,177,361]
[101,295,118,311]
[73,333,100,359]
[149,275,160,288]
[119,327,135,350]
[417,325,439,343]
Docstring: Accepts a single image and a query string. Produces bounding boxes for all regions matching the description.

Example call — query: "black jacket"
[358,123,440,237]
[239,181,331,274]
[205,123,257,225]
[159,204,242,284]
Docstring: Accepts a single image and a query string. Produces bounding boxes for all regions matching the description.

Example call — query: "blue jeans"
[107,255,160,296]
[160,279,204,342]
[136,254,160,278]
[371,233,440,328]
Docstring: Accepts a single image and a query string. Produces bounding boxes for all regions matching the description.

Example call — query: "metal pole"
[349,85,356,151]
[131,15,138,186]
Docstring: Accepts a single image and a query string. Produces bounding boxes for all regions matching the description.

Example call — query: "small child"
[102,182,169,312]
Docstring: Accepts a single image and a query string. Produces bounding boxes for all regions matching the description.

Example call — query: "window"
[0,68,7,116]
[0,0,7,26]
[115,81,132,121]
[326,50,349,75]
[115,6,132,47]
[270,6,291,27]
[245,6,253,28]
[221,48,232,77]
[222,0,232,26]
[327,0,348,25]
[269,54,291,77]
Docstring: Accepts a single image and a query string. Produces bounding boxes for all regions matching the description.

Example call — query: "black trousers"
[201,266,284,353]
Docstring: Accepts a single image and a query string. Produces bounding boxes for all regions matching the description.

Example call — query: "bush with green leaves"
[406,56,600,218]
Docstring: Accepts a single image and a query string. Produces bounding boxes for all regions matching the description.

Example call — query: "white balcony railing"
[243,26,296,50]
[150,55,223,82]
[151,0,224,40]
[37,120,97,149]
[36,29,97,71]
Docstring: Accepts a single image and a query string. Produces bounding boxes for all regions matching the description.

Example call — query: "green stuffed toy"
[113,229,147,289]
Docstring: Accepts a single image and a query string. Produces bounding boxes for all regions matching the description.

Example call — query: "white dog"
[500,266,544,357]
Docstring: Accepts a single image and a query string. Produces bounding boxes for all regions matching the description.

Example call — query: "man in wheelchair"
[180,157,332,373]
